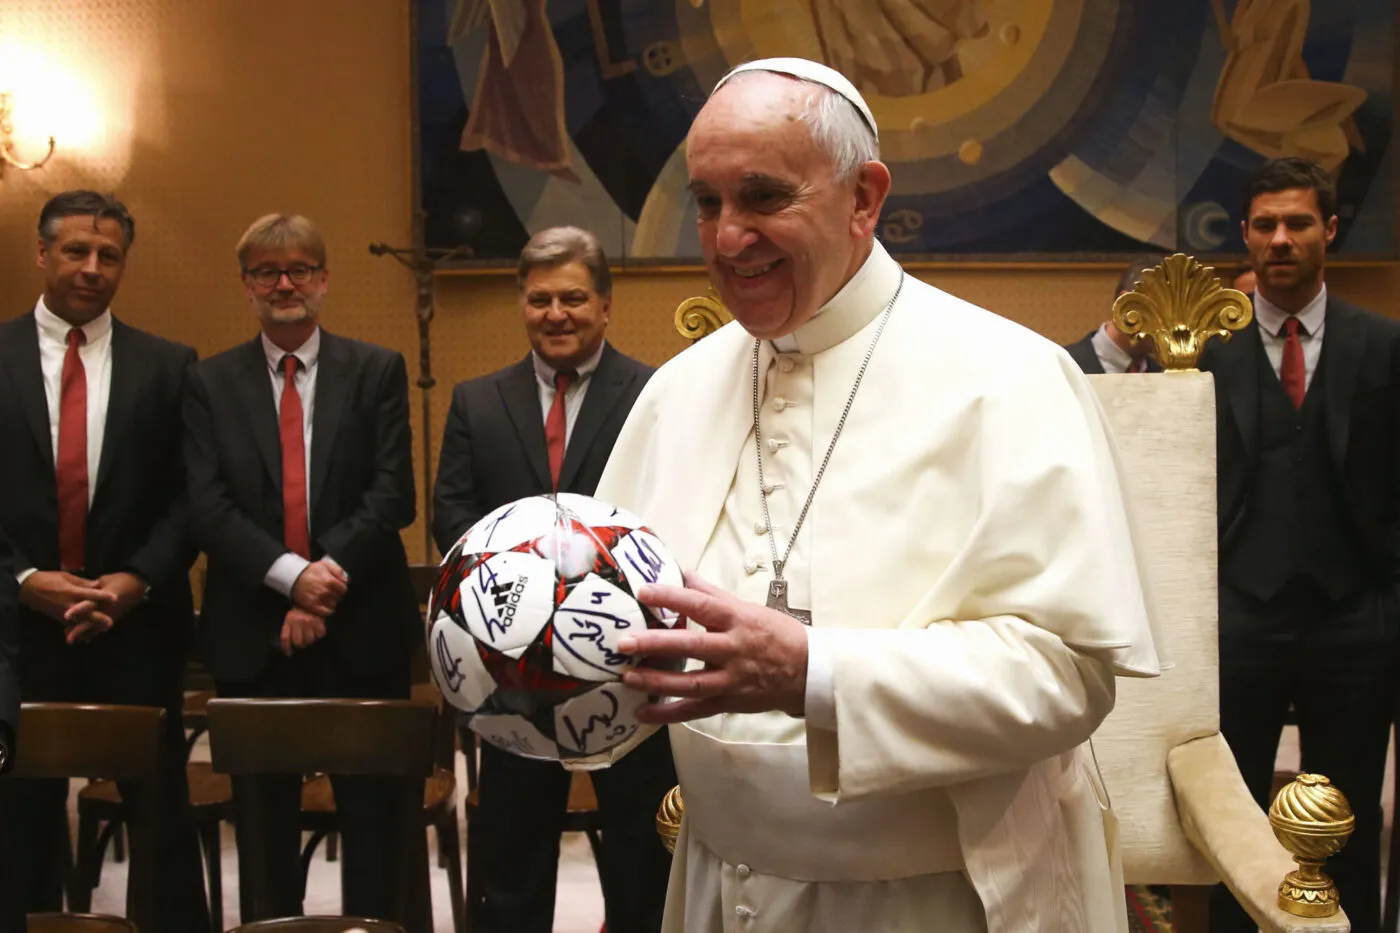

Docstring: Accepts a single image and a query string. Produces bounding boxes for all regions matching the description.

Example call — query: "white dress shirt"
[15,298,114,585]
[261,328,323,597]
[532,339,606,445]
[1090,323,1138,374]
[1253,285,1327,391]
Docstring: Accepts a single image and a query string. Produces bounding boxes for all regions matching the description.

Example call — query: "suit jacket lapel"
[0,313,53,474]
[236,338,282,488]
[498,357,551,490]
[94,318,143,499]
[309,331,350,516]
[558,345,629,492]
[1321,298,1361,467]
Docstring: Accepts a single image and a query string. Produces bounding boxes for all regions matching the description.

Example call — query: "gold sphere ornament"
[656,785,685,854]
[1268,773,1355,917]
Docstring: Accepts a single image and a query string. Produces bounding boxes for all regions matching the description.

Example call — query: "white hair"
[725,71,879,181]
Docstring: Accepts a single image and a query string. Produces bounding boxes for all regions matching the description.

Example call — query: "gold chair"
[25,913,138,933]
[661,255,1356,932]
[205,699,437,933]
[6,704,164,933]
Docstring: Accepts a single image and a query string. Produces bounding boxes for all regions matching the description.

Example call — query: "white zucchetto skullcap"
[712,57,878,143]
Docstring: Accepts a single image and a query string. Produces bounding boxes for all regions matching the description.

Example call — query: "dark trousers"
[475,727,677,933]
[1209,577,1396,933]
[0,622,208,933]
[217,641,409,923]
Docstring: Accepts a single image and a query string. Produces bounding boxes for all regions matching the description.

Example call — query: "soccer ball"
[425,493,684,761]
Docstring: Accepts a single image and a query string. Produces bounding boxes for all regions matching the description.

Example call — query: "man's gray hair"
[726,71,879,182]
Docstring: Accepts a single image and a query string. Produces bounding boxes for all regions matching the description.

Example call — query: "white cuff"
[15,567,37,587]
[265,553,312,598]
[803,627,838,730]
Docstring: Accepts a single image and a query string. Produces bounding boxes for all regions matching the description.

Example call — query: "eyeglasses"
[243,264,322,288]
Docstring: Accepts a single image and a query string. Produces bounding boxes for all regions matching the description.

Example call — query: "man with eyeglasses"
[0,190,207,933]
[184,213,419,921]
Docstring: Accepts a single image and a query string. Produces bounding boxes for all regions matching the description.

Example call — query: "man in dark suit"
[185,213,419,921]
[1063,254,1164,374]
[1203,157,1400,932]
[0,191,207,933]
[433,226,676,933]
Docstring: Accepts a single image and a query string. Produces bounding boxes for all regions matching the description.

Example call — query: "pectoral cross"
[766,578,811,625]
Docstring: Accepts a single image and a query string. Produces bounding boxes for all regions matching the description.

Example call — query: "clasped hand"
[617,573,809,724]
[281,558,349,655]
[21,571,147,645]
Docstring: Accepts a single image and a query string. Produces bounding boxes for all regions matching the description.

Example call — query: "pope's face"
[686,75,888,340]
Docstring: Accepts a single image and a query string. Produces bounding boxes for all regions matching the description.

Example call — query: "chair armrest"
[1168,733,1349,933]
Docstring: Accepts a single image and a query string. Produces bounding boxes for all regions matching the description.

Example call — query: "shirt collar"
[1090,323,1133,373]
[34,295,112,346]
[770,240,902,356]
[532,339,606,388]
[262,327,321,374]
[1253,285,1328,339]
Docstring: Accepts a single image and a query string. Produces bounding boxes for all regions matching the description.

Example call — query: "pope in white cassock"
[593,57,1162,933]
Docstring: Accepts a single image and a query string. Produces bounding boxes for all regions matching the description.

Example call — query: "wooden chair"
[25,913,138,933]
[73,761,232,933]
[297,684,465,933]
[225,918,406,933]
[6,704,164,933]
[206,699,437,933]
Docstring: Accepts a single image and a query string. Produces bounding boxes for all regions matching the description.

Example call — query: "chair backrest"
[206,699,436,777]
[226,918,407,933]
[7,705,163,932]
[1087,373,1221,885]
[206,699,436,930]
[25,913,140,933]
[10,703,163,780]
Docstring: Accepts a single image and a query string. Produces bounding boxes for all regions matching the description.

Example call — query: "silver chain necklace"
[753,272,904,623]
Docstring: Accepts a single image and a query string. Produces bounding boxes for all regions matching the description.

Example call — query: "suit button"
[754,521,768,535]
[737,863,751,877]
[768,438,787,451]
[778,357,796,373]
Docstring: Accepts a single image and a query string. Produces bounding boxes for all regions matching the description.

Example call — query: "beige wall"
[0,0,1396,564]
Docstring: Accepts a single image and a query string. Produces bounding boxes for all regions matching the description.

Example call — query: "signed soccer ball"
[425,493,684,761]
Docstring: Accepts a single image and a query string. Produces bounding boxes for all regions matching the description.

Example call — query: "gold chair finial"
[656,785,684,853]
[1111,253,1253,371]
[675,289,732,342]
[1269,773,1355,917]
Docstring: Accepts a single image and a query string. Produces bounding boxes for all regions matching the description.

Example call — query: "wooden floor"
[69,725,1393,933]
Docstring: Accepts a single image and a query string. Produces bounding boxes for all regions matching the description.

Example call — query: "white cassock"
[594,241,1161,933]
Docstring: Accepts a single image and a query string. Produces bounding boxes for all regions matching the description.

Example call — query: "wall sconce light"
[0,91,55,177]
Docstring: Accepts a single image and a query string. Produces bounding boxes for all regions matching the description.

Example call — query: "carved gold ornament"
[674,289,733,341]
[1268,773,1355,917]
[1111,253,1253,372]
[656,784,685,854]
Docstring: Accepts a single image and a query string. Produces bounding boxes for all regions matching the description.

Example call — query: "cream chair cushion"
[1089,371,1220,885]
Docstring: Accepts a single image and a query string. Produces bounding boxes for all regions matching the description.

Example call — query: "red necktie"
[1280,317,1306,410]
[545,369,577,491]
[56,327,88,572]
[280,355,311,558]
[1127,358,1146,374]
